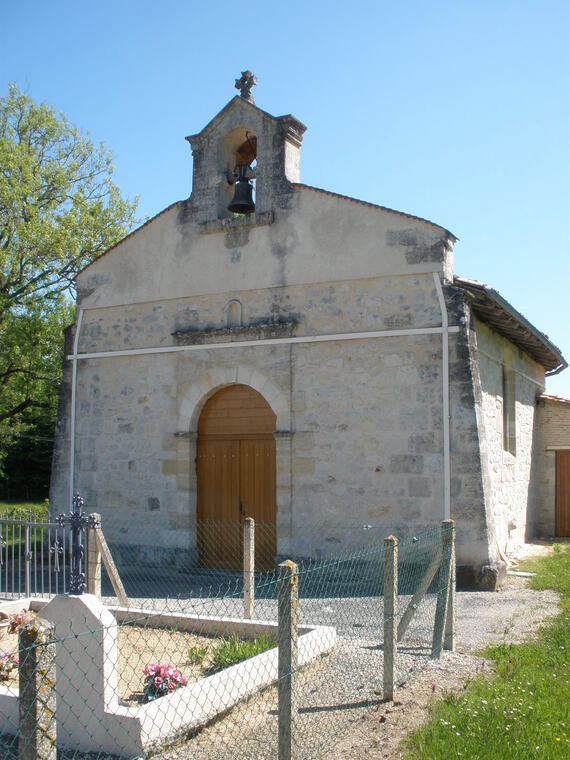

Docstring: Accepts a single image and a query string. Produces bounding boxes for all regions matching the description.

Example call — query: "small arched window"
[224,299,242,328]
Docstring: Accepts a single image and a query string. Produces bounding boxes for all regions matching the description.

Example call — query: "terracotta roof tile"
[455,276,567,375]
[538,393,570,404]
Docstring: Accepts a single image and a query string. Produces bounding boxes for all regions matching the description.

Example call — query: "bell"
[228,164,255,215]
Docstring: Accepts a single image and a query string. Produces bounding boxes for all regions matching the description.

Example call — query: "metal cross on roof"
[235,70,257,103]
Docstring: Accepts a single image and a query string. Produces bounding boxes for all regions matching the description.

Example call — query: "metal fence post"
[243,517,255,619]
[18,619,57,760]
[278,559,298,760]
[444,519,456,651]
[431,520,454,658]
[87,513,102,598]
[383,535,398,701]
[57,494,101,595]
[24,516,31,598]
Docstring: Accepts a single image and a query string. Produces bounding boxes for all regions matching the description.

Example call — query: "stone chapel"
[50,74,567,589]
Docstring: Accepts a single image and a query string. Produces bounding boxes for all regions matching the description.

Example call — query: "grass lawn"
[405,544,570,759]
[0,501,50,548]
[0,500,49,519]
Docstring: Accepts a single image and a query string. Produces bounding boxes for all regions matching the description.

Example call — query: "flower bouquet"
[143,663,188,702]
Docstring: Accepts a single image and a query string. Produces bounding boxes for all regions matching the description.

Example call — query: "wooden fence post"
[19,620,57,760]
[87,513,102,598]
[278,559,298,760]
[444,519,456,651]
[383,535,398,701]
[243,517,255,619]
[94,527,128,606]
[397,547,442,642]
[431,520,454,658]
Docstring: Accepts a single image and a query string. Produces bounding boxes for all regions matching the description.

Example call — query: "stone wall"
[531,395,570,536]
[469,317,545,556]
[52,272,475,565]
[444,286,491,573]
[77,275,444,354]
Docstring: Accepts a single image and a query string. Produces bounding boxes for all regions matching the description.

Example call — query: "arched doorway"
[196,384,277,570]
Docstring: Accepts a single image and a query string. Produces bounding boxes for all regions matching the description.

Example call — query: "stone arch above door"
[177,365,290,433]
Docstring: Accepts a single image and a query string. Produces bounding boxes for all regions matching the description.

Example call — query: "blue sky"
[3,0,569,395]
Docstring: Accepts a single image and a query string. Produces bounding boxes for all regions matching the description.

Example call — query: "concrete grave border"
[0,597,335,756]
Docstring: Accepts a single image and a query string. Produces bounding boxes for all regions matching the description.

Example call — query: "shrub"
[142,663,187,702]
[210,633,275,672]
[187,644,209,665]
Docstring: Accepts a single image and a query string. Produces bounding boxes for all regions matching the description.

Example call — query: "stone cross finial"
[235,70,257,103]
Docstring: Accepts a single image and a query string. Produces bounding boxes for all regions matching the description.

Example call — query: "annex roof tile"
[455,277,567,375]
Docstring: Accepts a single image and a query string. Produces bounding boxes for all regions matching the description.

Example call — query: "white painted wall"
[77,187,451,310]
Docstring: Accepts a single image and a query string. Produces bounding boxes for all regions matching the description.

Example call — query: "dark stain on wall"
[224,227,250,249]
[271,241,288,287]
[386,229,445,264]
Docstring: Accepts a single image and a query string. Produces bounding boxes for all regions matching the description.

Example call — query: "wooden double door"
[556,451,570,537]
[196,385,277,570]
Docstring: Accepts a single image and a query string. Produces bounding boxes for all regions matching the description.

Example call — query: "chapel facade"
[50,75,567,588]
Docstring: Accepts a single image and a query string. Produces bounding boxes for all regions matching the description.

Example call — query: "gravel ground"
[148,573,560,760]
[0,545,560,759]
[319,574,561,760]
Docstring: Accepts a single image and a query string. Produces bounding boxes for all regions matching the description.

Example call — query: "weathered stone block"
[292,456,315,476]
[450,477,462,497]
[390,455,424,474]
[456,560,507,591]
[408,477,432,498]
[408,433,436,453]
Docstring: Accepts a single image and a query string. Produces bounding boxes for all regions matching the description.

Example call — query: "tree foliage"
[0,84,138,490]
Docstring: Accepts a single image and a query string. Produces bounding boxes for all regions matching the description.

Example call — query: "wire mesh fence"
[0,513,454,759]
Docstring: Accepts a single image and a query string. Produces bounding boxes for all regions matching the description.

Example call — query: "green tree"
[0,84,138,493]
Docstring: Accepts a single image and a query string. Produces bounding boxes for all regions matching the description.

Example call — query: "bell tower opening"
[225,129,257,216]
[185,72,307,224]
